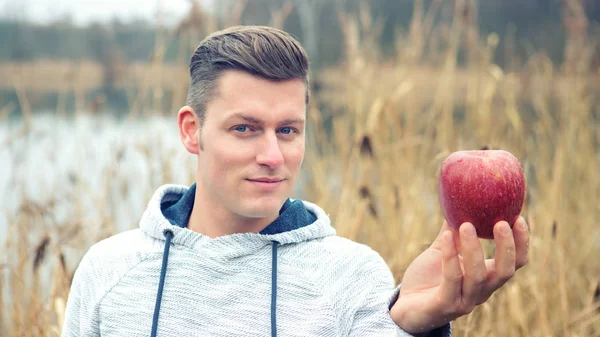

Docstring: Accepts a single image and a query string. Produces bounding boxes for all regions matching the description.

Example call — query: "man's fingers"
[459,222,487,310]
[438,230,463,309]
[513,216,530,270]
[488,221,516,290]
[431,220,454,250]
[433,217,529,317]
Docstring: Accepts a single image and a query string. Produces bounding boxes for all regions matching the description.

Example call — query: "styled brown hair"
[186,25,310,126]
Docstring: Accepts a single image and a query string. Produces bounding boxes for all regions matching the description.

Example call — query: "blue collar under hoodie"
[153,183,318,337]
[160,182,317,235]
[60,184,452,337]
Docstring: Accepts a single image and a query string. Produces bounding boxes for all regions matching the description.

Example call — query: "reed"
[1,1,598,336]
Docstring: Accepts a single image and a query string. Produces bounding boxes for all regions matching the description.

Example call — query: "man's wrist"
[390,293,449,335]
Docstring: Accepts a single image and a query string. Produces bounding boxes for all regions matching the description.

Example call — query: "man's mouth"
[246,178,285,190]
[247,178,284,183]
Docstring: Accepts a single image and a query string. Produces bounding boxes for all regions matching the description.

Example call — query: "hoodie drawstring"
[149,231,279,337]
[271,241,279,337]
[151,229,173,337]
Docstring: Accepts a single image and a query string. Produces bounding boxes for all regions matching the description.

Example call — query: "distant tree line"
[0,0,598,69]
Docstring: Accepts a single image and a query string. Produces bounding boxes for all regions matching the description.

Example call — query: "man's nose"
[256,133,284,168]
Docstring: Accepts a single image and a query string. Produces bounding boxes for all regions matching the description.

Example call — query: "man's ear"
[178,106,202,154]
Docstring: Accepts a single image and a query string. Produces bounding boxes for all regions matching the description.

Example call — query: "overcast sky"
[0,0,214,26]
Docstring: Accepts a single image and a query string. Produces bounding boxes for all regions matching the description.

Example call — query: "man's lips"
[246,178,285,191]
[247,178,285,183]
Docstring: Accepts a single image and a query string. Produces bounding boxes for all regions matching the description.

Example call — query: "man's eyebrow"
[228,112,304,126]
[228,112,264,125]
[279,118,305,126]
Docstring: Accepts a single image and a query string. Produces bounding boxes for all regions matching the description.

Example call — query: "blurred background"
[0,0,599,336]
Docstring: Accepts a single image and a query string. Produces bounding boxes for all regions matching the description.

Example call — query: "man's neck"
[187,189,278,238]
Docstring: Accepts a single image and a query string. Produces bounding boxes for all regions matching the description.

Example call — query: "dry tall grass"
[1,1,599,336]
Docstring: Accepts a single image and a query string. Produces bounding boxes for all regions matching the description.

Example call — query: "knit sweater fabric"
[61,184,452,337]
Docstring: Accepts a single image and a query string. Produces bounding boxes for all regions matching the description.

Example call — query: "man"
[61,26,529,336]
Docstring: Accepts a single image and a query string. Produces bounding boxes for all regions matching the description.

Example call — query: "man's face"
[196,70,306,220]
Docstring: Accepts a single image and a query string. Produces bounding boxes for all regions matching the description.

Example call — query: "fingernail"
[445,231,454,244]
[519,217,528,231]
[464,224,476,236]
[500,223,511,236]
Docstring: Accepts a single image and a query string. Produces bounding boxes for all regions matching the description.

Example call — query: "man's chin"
[240,196,287,218]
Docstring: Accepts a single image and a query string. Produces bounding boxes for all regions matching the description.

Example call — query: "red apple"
[438,149,526,239]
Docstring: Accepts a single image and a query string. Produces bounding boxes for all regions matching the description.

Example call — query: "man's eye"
[234,125,250,132]
[279,127,294,134]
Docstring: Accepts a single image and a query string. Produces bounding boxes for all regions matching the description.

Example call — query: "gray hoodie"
[61,184,452,336]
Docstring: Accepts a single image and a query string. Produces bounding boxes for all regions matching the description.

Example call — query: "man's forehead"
[204,71,307,120]
[220,110,306,124]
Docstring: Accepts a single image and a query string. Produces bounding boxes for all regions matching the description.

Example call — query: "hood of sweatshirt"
[138,183,336,337]
[140,183,336,254]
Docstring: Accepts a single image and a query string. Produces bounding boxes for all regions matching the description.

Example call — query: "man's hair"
[186,25,310,126]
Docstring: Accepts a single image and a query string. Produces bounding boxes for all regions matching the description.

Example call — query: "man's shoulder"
[312,236,393,279]
[74,228,158,278]
[86,228,152,258]
[66,229,163,307]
